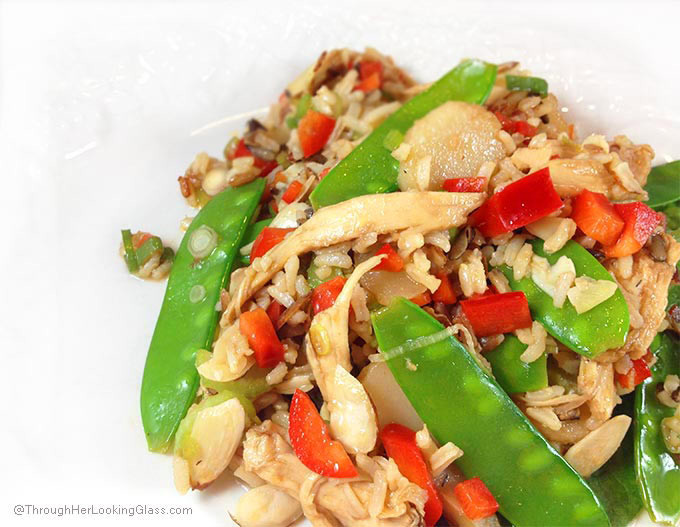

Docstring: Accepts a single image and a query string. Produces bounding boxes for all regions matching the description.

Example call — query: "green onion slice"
[188,225,218,259]
[136,236,163,266]
[189,284,207,303]
[382,129,404,151]
[121,229,139,273]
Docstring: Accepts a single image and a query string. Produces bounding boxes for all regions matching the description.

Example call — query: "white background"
[2,0,679,525]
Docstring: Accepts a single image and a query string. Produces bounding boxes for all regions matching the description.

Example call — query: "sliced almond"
[564,415,631,477]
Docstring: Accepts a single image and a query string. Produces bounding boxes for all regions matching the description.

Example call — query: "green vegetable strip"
[588,398,643,527]
[485,335,548,394]
[644,160,680,209]
[635,333,680,525]
[372,298,610,527]
[498,240,629,358]
[286,93,312,129]
[505,74,549,97]
[121,229,139,273]
[309,59,497,209]
[135,236,163,266]
[140,178,265,452]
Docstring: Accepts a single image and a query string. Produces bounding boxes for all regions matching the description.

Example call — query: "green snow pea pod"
[635,332,680,525]
[485,335,548,394]
[505,74,549,97]
[372,297,610,527]
[499,239,629,358]
[644,160,680,209]
[140,178,265,452]
[309,59,497,209]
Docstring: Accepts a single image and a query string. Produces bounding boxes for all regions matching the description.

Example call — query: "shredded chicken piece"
[604,239,680,360]
[578,359,619,424]
[306,256,383,454]
[609,135,654,187]
[224,191,484,322]
[242,421,426,527]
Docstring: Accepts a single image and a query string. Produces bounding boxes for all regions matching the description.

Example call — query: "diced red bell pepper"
[603,202,662,258]
[312,276,347,315]
[251,227,295,260]
[443,177,486,193]
[468,168,562,238]
[381,424,443,526]
[374,243,404,272]
[460,292,532,337]
[229,138,278,177]
[493,112,537,137]
[355,72,382,92]
[454,477,499,520]
[319,167,331,180]
[355,60,384,92]
[238,308,285,368]
[281,180,304,204]
[298,110,336,158]
[432,272,456,304]
[514,120,538,138]
[616,356,652,390]
[410,291,432,307]
[570,190,625,246]
[289,389,358,478]
[266,301,284,327]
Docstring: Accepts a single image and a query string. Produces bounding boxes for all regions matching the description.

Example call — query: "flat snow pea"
[140,178,264,452]
[309,59,497,209]
[499,239,629,358]
[485,335,548,394]
[588,397,643,527]
[644,160,680,209]
[372,298,610,527]
[635,332,680,525]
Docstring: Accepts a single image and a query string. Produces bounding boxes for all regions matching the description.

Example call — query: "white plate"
[2,0,678,525]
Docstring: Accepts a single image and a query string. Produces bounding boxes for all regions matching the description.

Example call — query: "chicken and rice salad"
[120,48,680,527]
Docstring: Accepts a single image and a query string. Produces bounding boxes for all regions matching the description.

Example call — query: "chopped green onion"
[188,225,218,259]
[136,236,163,266]
[161,246,175,264]
[121,229,139,273]
[189,284,206,303]
[382,129,404,151]
[505,74,548,98]
[223,136,239,159]
[286,93,312,129]
[275,150,291,169]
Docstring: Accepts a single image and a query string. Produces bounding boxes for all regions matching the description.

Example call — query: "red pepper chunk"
[432,272,456,304]
[238,308,285,368]
[289,390,358,478]
[312,276,347,315]
[460,292,532,337]
[229,138,278,177]
[469,168,562,237]
[616,356,652,390]
[281,180,304,204]
[355,60,384,92]
[381,424,443,526]
[266,301,284,327]
[409,291,432,307]
[298,110,336,158]
[251,227,295,260]
[570,190,625,246]
[374,244,404,272]
[454,478,499,520]
[493,111,537,137]
[443,177,486,193]
[603,202,662,258]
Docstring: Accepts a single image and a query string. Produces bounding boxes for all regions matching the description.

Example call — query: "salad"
[121,48,680,527]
